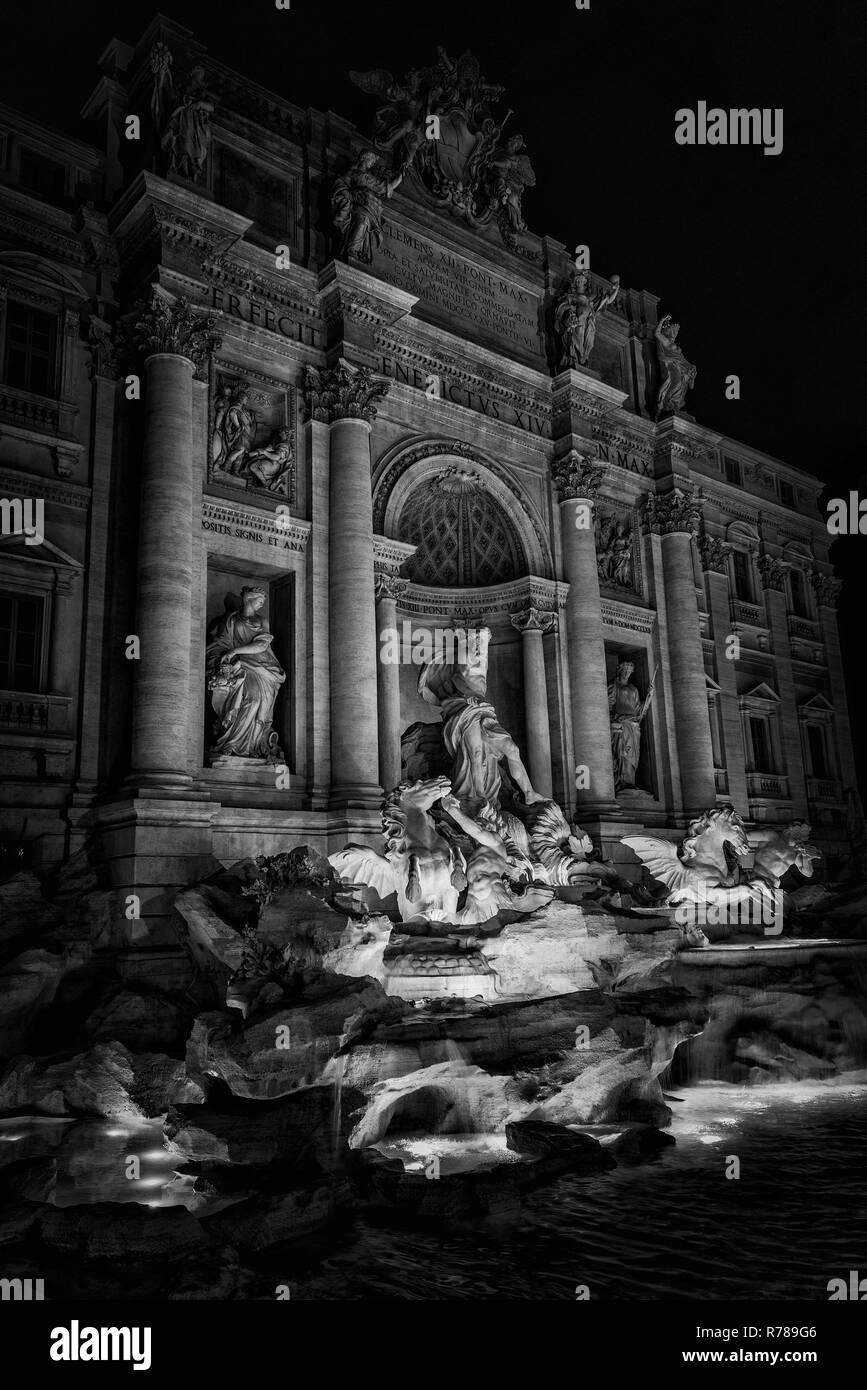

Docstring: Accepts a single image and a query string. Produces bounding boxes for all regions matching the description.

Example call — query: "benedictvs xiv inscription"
[379,353,549,437]
[374,221,541,355]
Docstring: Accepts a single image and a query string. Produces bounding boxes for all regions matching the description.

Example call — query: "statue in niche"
[206,586,285,762]
[331,150,404,264]
[212,383,256,476]
[554,270,621,370]
[654,315,697,416]
[246,428,294,492]
[161,64,214,182]
[597,517,634,588]
[417,626,544,820]
[608,658,656,792]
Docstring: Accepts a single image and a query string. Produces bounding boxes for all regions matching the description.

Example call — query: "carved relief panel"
[208,362,296,505]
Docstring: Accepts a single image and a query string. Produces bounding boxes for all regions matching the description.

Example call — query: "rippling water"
[282,1077,867,1301]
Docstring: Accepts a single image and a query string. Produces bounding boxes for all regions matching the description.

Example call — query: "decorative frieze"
[811,572,842,608]
[757,553,787,592]
[550,451,606,502]
[641,487,702,535]
[302,359,389,424]
[697,533,731,574]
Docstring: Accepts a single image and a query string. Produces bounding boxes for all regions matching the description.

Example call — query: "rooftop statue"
[554,271,621,370]
[349,48,538,257]
[654,315,697,417]
[331,149,404,264]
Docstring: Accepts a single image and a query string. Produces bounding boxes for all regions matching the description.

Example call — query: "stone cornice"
[375,329,552,423]
[400,575,567,620]
[0,467,90,511]
[372,536,417,572]
[600,598,657,634]
[201,497,310,551]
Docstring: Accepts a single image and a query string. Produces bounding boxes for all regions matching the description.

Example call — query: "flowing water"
[277,1075,867,1301]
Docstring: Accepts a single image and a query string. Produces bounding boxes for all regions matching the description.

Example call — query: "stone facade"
[0,15,856,944]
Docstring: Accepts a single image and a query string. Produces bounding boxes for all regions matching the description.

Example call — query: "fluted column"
[643,489,716,813]
[305,360,388,807]
[510,604,556,798]
[125,287,221,784]
[375,571,409,793]
[551,451,617,812]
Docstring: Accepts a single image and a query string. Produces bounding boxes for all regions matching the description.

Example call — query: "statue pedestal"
[208,755,276,783]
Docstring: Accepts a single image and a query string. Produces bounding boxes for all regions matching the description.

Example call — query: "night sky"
[3,0,865,778]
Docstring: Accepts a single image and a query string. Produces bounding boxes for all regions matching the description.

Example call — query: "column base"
[329,782,384,812]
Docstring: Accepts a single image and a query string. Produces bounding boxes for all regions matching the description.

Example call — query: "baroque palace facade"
[0,15,854,948]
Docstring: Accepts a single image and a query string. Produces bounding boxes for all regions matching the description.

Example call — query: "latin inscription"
[210,287,322,347]
[373,220,542,357]
[202,519,303,551]
[379,354,549,438]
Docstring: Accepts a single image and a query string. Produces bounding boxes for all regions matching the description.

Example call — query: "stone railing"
[0,692,71,734]
[746,772,789,799]
[807,777,842,802]
[732,599,765,627]
[788,615,820,639]
[0,387,59,434]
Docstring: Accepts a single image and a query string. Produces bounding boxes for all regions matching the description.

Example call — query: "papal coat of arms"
[346,47,538,260]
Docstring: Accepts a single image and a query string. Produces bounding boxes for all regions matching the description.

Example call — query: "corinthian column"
[510,604,557,798]
[305,360,388,807]
[643,489,716,813]
[375,570,409,793]
[550,451,617,813]
[126,286,221,784]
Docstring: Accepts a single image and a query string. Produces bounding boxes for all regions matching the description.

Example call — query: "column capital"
[374,571,409,603]
[641,487,702,536]
[811,570,842,608]
[550,450,606,502]
[122,284,222,371]
[697,533,731,574]
[510,603,558,634]
[303,358,389,424]
[757,553,787,592]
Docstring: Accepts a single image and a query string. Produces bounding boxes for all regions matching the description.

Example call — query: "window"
[18,147,67,202]
[789,567,810,618]
[749,716,773,773]
[732,550,754,602]
[4,302,57,396]
[724,457,743,486]
[0,591,45,692]
[807,724,828,778]
[779,481,795,508]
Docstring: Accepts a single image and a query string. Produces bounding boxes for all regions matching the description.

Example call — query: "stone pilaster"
[304,359,388,807]
[375,571,409,794]
[811,571,856,789]
[551,451,617,813]
[699,534,749,812]
[47,571,80,696]
[643,489,716,813]
[510,604,557,798]
[126,287,221,785]
[759,555,806,814]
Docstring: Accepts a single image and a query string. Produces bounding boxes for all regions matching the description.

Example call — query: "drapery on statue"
[331,150,404,263]
[608,658,656,791]
[486,133,536,234]
[654,315,697,416]
[161,64,214,181]
[417,626,544,820]
[554,270,621,369]
[212,382,256,475]
[206,586,285,762]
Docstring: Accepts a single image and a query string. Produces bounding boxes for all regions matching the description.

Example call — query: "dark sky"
[3,0,864,481]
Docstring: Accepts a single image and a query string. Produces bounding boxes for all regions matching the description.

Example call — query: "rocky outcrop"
[0,1042,203,1118]
[0,949,67,1055]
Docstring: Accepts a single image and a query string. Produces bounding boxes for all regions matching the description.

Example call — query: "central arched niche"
[399,466,523,587]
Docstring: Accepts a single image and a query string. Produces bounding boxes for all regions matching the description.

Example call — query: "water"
[280,1076,867,1300]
